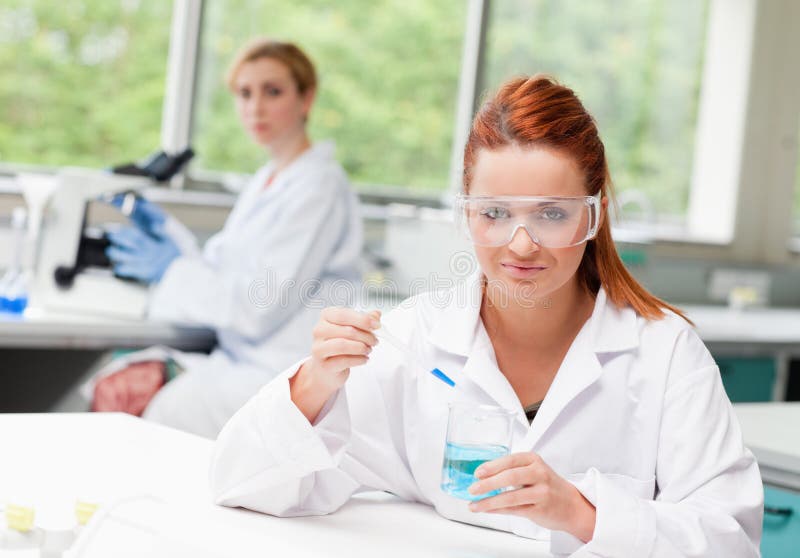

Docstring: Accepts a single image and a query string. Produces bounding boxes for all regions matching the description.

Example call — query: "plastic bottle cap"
[75,500,99,526]
[6,504,35,532]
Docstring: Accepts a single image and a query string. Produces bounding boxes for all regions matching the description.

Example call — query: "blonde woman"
[92,39,362,438]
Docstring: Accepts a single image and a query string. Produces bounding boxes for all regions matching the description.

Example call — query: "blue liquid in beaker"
[441,442,508,501]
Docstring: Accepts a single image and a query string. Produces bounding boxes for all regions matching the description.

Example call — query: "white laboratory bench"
[683,305,800,402]
[684,305,800,350]
[0,413,550,558]
[734,403,800,557]
[734,403,800,491]
[0,308,215,412]
[0,307,215,351]
[1,408,796,557]
[3,303,792,352]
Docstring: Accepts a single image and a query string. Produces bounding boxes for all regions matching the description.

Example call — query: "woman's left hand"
[468,452,596,543]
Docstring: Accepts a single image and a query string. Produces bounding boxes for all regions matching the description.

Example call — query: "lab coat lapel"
[522,287,640,449]
[460,338,528,424]
[235,141,336,224]
[427,271,528,423]
[521,325,602,447]
[427,275,641,440]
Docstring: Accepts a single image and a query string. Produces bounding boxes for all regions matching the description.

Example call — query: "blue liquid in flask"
[441,442,508,501]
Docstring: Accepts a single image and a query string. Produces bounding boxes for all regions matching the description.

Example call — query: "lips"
[502,262,546,270]
[500,262,547,278]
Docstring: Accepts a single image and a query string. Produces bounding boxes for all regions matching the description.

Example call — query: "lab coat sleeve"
[552,328,763,558]
[209,350,417,516]
[162,214,201,258]
[148,171,350,339]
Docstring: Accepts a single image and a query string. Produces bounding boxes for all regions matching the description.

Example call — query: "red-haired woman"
[210,76,762,555]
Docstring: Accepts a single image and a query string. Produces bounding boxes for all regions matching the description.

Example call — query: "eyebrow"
[237,79,285,91]
[484,200,561,208]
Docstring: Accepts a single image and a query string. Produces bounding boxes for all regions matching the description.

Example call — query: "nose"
[507,224,540,255]
[246,91,267,118]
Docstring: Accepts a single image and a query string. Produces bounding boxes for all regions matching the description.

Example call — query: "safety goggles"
[455,193,602,248]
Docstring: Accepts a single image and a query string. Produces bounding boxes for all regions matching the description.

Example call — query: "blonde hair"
[225,38,317,94]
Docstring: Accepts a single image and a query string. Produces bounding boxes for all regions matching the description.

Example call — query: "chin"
[483,269,536,302]
[247,130,272,145]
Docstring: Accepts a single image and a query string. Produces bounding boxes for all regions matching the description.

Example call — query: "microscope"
[34,168,152,319]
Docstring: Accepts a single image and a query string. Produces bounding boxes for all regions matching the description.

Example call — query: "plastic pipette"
[374,327,456,387]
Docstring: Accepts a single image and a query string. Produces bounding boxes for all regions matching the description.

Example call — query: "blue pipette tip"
[431,368,456,387]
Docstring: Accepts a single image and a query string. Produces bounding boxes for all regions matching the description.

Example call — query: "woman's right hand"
[290,307,381,422]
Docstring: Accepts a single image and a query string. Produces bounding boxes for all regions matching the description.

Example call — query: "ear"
[592,195,609,239]
[301,87,316,119]
[600,195,609,225]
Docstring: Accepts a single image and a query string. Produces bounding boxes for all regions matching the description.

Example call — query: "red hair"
[464,75,690,323]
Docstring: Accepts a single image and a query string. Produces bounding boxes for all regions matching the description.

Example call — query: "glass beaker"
[440,402,515,501]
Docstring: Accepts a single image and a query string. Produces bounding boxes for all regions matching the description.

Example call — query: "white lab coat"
[92,141,362,438]
[210,271,763,557]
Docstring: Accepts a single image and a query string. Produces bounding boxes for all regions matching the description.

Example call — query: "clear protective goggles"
[455,192,602,248]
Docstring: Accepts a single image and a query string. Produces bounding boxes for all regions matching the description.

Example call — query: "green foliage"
[193,0,466,191]
[0,0,171,168]
[0,0,725,218]
[483,0,709,216]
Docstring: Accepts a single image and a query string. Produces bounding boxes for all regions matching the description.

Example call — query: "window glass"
[192,0,466,191]
[0,0,171,168]
[482,0,709,221]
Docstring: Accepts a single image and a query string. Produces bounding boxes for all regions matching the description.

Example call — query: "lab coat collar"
[426,269,484,357]
[249,141,336,200]
[427,271,640,358]
[272,140,336,187]
[235,141,337,218]
[426,271,641,432]
[524,294,639,446]
[585,286,640,354]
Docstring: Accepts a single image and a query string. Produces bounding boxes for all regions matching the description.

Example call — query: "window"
[190,0,466,192]
[481,0,709,226]
[0,0,172,169]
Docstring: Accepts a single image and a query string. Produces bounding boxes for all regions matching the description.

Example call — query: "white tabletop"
[1,300,798,352]
[0,414,550,557]
[734,403,800,490]
[0,308,215,351]
[683,305,800,348]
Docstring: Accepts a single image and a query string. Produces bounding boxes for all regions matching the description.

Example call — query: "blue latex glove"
[106,226,180,284]
[108,194,167,234]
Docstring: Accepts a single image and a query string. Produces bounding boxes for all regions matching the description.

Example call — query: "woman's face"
[468,145,598,303]
[232,57,313,147]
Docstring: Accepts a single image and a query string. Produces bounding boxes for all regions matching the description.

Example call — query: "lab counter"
[684,305,800,350]
[1,302,794,353]
[734,403,800,556]
[0,308,215,351]
[0,413,550,558]
[0,310,215,412]
[735,403,800,491]
[0,410,796,557]
[683,305,800,402]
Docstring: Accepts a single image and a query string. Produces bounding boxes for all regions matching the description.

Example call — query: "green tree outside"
[0,0,720,221]
[193,0,466,191]
[0,0,171,168]
[482,0,709,217]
